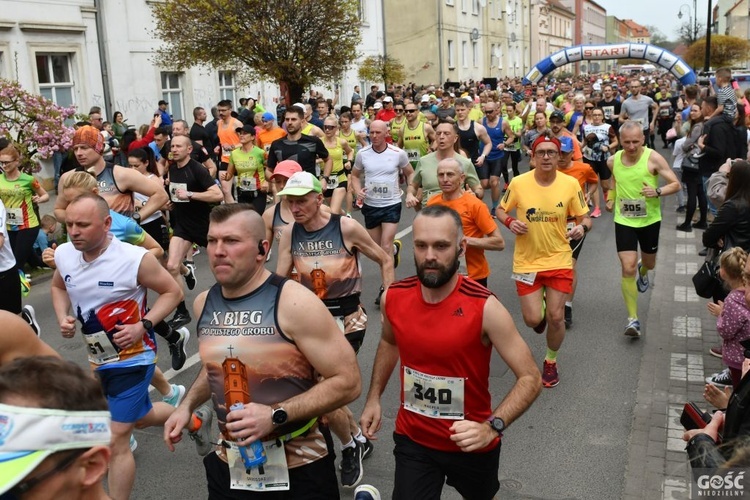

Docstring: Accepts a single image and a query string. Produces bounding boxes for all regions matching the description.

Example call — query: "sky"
[594,0,710,42]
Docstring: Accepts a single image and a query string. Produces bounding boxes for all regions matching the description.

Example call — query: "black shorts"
[615,221,661,254]
[141,216,170,251]
[0,266,21,314]
[475,163,490,180]
[219,161,229,172]
[583,158,612,181]
[361,202,401,229]
[570,234,586,260]
[345,330,365,355]
[172,222,209,248]
[392,433,501,500]
[203,440,339,499]
[323,180,347,199]
[485,157,503,178]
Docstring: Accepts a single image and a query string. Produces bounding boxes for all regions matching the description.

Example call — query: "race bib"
[633,118,646,128]
[169,182,189,203]
[619,198,647,218]
[406,149,420,162]
[602,106,614,119]
[367,182,392,200]
[511,272,537,285]
[239,176,257,191]
[5,207,23,226]
[403,366,465,419]
[83,331,120,365]
[227,440,290,491]
[326,176,339,190]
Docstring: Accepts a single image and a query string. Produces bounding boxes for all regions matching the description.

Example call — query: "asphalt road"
[28,154,658,499]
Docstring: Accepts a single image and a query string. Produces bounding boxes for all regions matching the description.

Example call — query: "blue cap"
[261,111,275,122]
[559,136,574,153]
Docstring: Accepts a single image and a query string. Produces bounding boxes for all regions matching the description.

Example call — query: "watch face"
[491,418,505,432]
[272,408,288,425]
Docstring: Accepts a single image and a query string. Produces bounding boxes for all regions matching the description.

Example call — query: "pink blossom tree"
[0,79,76,173]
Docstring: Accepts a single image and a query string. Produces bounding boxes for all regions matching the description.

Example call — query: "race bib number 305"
[403,366,465,419]
[619,198,647,218]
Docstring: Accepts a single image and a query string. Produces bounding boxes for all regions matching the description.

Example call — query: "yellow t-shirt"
[500,171,588,273]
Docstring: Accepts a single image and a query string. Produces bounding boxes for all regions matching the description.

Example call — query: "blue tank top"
[483,117,506,161]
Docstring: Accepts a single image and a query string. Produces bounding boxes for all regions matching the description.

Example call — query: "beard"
[416,254,460,289]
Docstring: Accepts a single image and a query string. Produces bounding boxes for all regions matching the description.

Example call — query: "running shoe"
[393,240,402,269]
[490,207,496,219]
[676,222,693,232]
[564,305,572,329]
[705,368,732,388]
[542,360,559,388]
[624,318,641,337]
[354,485,382,500]
[168,327,190,370]
[189,404,215,456]
[692,221,708,230]
[709,345,723,358]
[21,305,40,337]
[590,207,602,218]
[183,262,197,291]
[362,438,374,460]
[636,260,649,293]
[130,434,138,452]
[192,244,201,256]
[168,310,192,330]
[19,270,30,297]
[163,384,186,407]
[340,440,364,488]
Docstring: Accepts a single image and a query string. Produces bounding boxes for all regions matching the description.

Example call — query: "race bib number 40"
[403,366,465,419]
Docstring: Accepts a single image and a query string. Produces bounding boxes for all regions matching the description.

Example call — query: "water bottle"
[229,403,267,474]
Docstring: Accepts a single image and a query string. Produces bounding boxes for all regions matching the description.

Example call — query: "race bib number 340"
[403,366,465,419]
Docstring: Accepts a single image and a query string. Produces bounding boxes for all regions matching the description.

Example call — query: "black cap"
[158,100,168,106]
[235,123,255,135]
[550,110,565,122]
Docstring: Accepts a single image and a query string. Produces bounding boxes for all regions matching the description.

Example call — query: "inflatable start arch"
[522,43,697,86]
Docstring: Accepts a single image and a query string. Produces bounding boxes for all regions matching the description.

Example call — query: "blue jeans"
[702,175,718,216]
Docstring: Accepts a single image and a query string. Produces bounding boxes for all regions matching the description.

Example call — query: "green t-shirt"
[0,173,40,230]
[414,153,481,206]
[230,146,266,191]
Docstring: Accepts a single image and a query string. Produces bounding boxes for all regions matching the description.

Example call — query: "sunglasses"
[395,109,404,113]
[405,109,417,113]
[323,125,337,131]
[585,107,594,110]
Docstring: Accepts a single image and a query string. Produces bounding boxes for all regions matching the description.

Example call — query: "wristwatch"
[132,212,141,224]
[141,318,153,331]
[187,191,194,199]
[271,404,288,426]
[655,187,662,197]
[487,416,506,436]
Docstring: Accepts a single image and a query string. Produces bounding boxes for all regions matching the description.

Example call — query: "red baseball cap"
[270,160,303,180]
[531,135,561,153]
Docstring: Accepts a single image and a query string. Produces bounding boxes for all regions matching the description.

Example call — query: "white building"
[0,0,382,182]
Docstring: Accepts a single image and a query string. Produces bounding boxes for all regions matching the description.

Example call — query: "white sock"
[341,438,355,450]
[565,301,573,307]
[353,429,366,444]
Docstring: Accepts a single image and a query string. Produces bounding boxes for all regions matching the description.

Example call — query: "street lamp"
[677,2,698,43]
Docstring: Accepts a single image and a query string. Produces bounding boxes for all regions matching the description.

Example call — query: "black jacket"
[699,116,744,176]
[703,198,750,252]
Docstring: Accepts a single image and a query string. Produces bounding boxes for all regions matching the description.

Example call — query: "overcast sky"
[595,0,710,42]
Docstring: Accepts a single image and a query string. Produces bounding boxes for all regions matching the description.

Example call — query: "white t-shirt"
[0,200,17,272]
[133,174,163,225]
[672,137,687,170]
[354,144,410,208]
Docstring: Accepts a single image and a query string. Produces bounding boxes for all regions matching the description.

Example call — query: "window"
[448,40,455,68]
[461,0,467,12]
[462,41,468,68]
[160,72,184,120]
[446,0,454,6]
[358,0,368,23]
[36,54,74,108]
[472,0,479,15]
[218,71,236,103]
[473,41,479,67]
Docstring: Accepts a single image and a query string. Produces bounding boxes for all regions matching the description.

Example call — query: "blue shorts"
[361,202,402,229]
[97,364,155,423]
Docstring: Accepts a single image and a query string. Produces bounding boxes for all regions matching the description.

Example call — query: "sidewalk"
[624,202,721,499]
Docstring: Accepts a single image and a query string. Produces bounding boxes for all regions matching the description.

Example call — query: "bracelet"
[503,216,515,229]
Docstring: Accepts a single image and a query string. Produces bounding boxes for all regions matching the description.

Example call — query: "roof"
[546,0,575,17]
[623,19,651,38]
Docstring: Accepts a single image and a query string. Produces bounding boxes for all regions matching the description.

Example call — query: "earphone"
[257,241,266,256]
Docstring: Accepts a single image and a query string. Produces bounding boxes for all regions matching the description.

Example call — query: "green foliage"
[357,55,406,86]
[151,0,362,102]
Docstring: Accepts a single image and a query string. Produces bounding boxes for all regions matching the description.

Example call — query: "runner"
[267,106,331,181]
[581,107,618,218]
[359,204,541,499]
[51,193,183,500]
[397,102,436,169]
[163,204,361,498]
[321,116,354,215]
[224,124,267,215]
[216,99,243,204]
[426,158,504,287]
[605,121,681,337]
[497,134,591,388]
[454,98,492,175]
[481,101,516,216]
[275,171,394,487]
[351,120,413,304]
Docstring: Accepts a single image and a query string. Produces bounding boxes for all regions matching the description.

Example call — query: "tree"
[675,20,705,46]
[150,0,362,104]
[0,79,75,173]
[684,35,750,70]
[357,55,406,86]
[644,25,668,47]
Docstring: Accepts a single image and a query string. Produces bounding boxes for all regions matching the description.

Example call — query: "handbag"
[692,248,722,298]
[681,152,700,172]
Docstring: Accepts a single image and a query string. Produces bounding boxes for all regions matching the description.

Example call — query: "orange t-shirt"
[257,127,287,159]
[558,160,598,190]
[217,118,243,163]
[427,191,499,280]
